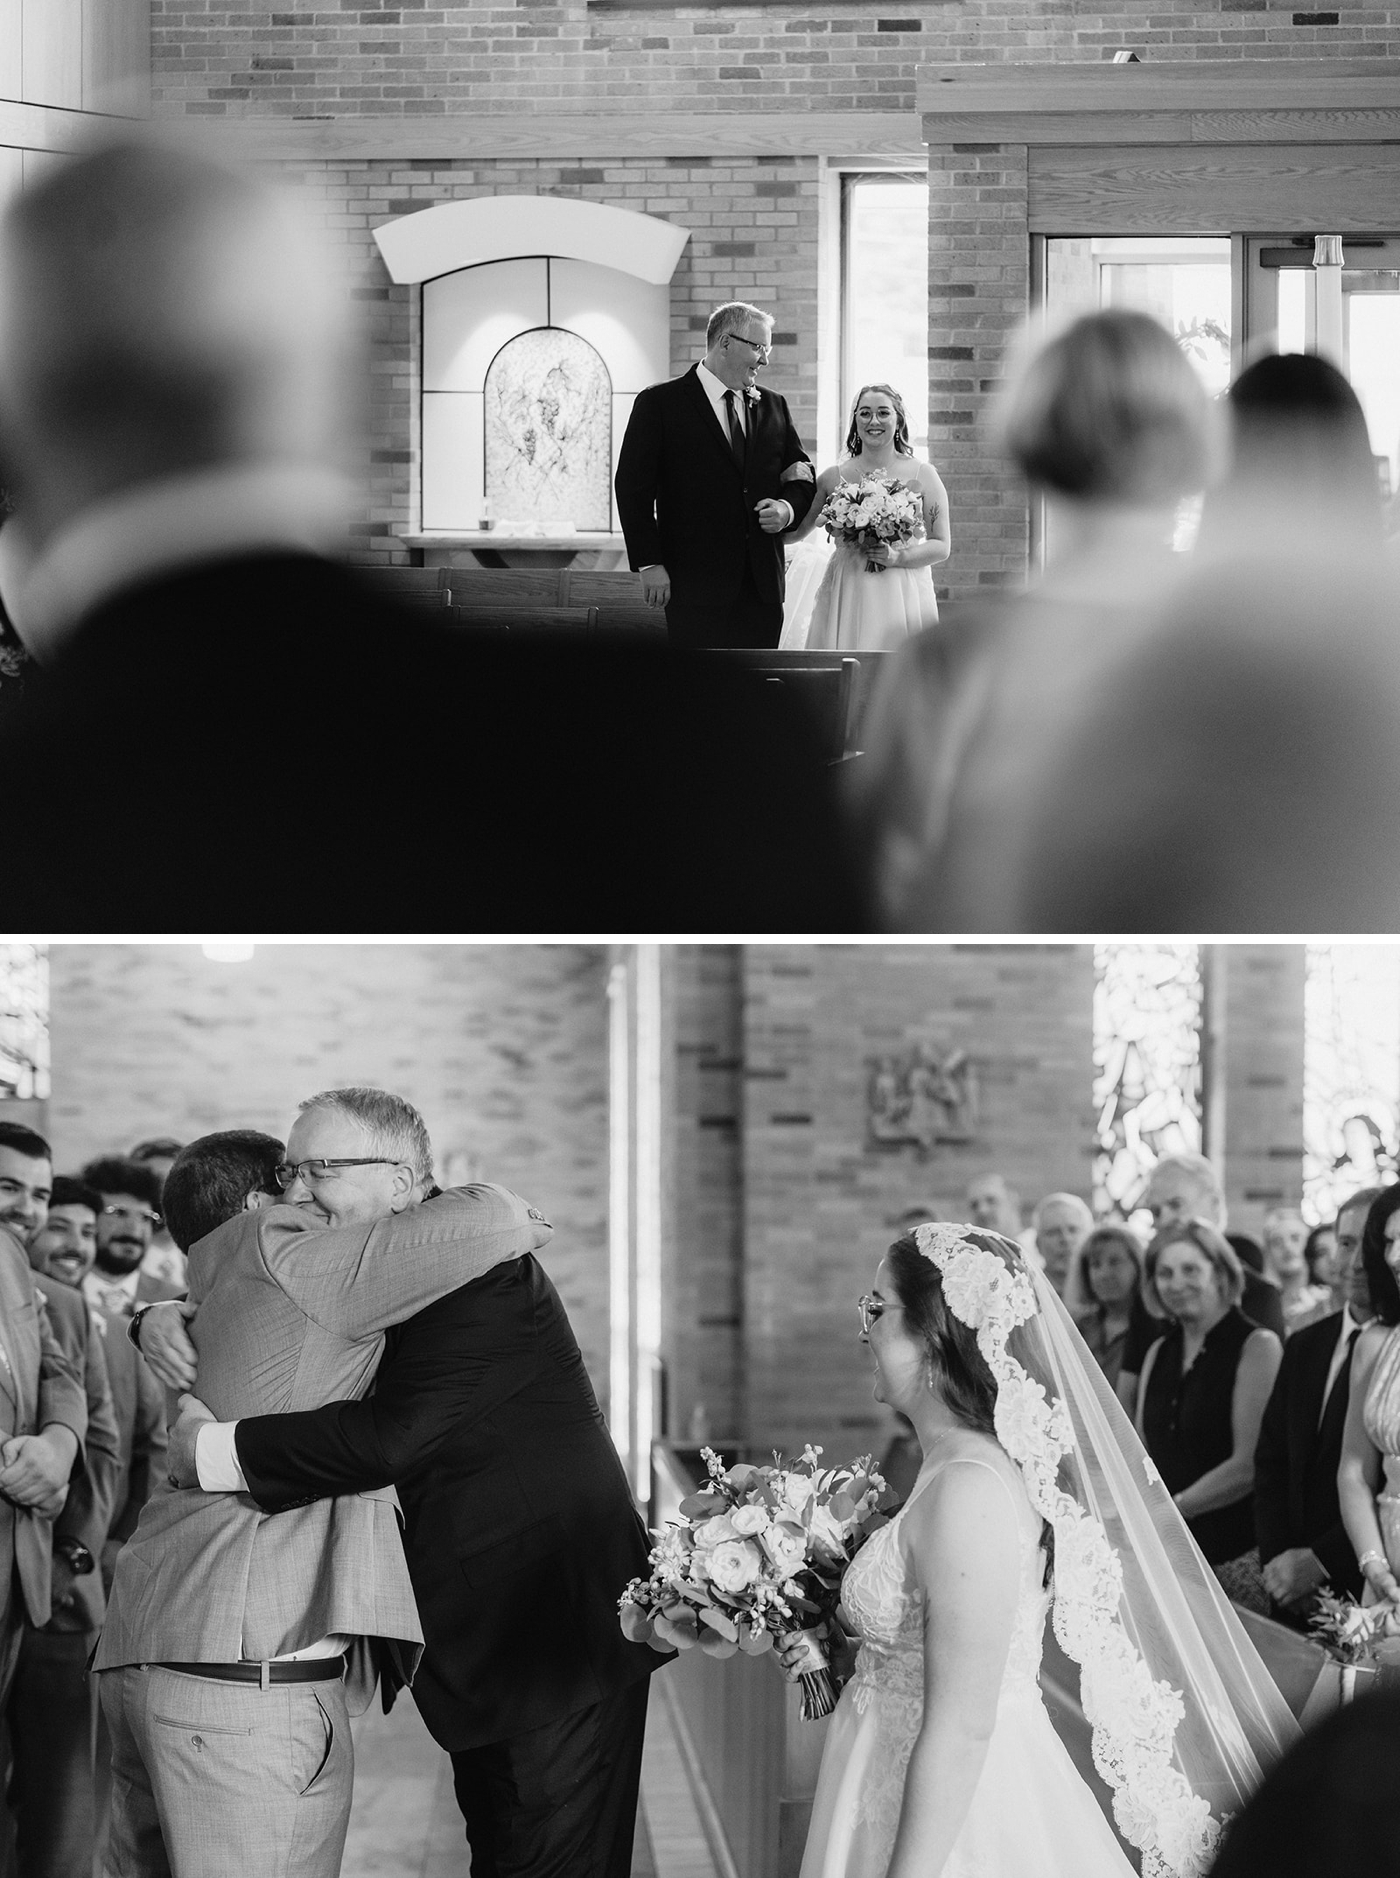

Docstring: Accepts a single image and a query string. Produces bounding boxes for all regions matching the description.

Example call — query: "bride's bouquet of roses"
[819,475,923,573]
[619,1445,886,1719]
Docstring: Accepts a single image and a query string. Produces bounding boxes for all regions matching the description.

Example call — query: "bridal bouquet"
[820,475,923,573]
[619,1445,886,1719]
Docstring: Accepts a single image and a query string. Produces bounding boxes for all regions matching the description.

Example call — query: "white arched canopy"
[373,194,690,287]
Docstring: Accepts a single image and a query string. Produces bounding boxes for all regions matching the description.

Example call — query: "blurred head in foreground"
[1204,351,1382,553]
[0,137,353,552]
[996,308,1214,558]
[1208,1689,1400,1878]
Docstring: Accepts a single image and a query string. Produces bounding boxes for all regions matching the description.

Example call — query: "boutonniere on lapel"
[744,386,762,410]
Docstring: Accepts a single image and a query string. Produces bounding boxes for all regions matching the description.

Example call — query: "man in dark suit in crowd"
[4,1159,122,1878]
[140,1091,661,1878]
[616,300,816,647]
[1255,1187,1384,1629]
[0,144,858,933]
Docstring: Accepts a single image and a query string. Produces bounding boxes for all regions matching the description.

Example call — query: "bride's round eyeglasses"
[727,334,771,362]
[857,1293,884,1335]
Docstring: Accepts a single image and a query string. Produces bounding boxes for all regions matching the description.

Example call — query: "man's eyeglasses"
[726,334,771,362]
[857,1293,884,1336]
[274,1156,402,1192]
[101,1204,161,1230]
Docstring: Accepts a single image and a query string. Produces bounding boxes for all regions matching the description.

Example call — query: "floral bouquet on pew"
[618,1445,886,1719]
[1309,1588,1400,1663]
[819,475,923,574]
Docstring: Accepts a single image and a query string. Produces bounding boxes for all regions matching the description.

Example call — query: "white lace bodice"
[837,1458,1049,1866]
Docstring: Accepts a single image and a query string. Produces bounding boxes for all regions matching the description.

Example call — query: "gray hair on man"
[1150,1151,1225,1223]
[706,302,774,349]
[1032,1191,1094,1232]
[297,1088,434,1186]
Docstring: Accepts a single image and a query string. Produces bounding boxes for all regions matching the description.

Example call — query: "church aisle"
[342,1680,704,1877]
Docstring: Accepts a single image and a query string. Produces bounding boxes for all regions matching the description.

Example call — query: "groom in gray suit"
[95,1092,551,1878]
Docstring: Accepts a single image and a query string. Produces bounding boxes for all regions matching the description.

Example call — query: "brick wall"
[151,5,1400,121]
[1219,944,1306,1235]
[276,154,820,561]
[45,943,614,1403]
[739,943,1097,1460]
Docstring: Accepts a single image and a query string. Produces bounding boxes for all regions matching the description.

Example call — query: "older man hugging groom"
[115,1088,659,1878]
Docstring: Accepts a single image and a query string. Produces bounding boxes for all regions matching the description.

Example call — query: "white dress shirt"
[2,462,351,662]
[82,1268,142,1318]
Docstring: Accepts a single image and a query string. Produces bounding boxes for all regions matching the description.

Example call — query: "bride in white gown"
[781,385,950,653]
[791,1225,1300,1878]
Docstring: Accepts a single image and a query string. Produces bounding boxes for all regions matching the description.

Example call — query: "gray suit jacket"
[0,1231,89,1629]
[94,1183,551,1711]
[34,1274,123,1633]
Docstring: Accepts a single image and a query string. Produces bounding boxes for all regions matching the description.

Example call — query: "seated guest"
[1072,1223,1143,1390]
[1135,1218,1282,1612]
[0,141,858,934]
[1254,1187,1382,1629]
[1264,1204,1334,1333]
[848,306,1214,930]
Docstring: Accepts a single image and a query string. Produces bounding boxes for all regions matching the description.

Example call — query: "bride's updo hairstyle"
[886,1232,998,1433]
[846,383,914,459]
[1360,1183,1400,1327]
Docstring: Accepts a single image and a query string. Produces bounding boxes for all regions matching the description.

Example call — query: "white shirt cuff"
[195,1420,249,1492]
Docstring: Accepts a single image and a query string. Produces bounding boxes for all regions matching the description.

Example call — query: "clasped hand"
[0,1430,73,1517]
[139,1300,199,1392]
[1261,1546,1327,1607]
[776,1615,856,1685]
[167,1393,217,1490]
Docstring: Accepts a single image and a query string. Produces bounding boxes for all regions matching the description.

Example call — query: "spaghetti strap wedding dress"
[801,470,939,654]
[799,1456,1134,1878]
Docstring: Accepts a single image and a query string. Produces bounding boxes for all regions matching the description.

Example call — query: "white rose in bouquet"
[731,1504,771,1536]
[707,1538,765,1595]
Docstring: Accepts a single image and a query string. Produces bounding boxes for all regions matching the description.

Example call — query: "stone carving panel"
[484,327,612,530]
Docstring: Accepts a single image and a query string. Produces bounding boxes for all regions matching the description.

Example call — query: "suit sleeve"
[36,1288,86,1456]
[1252,1343,1293,1566]
[614,388,665,570]
[262,1183,552,1339]
[56,1320,122,1552]
[105,1352,168,1582]
[235,1264,533,1512]
[776,401,816,531]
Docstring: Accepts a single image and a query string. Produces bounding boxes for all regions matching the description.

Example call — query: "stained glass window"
[1093,944,1203,1219]
[1303,945,1400,1224]
[484,327,612,531]
[0,944,49,1101]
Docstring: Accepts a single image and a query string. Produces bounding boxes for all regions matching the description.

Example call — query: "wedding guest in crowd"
[78,1158,183,1320]
[128,1137,187,1290]
[1118,1153,1286,1414]
[1072,1223,1144,1392]
[1208,1689,1400,1878]
[1029,1191,1093,1301]
[7,1165,122,1878]
[1304,1219,1343,1307]
[1264,1205,1334,1333]
[965,1172,1022,1239]
[0,141,858,934]
[1338,1185,1400,1613]
[1254,1188,1381,1631]
[1135,1218,1282,1612]
[848,306,1214,929]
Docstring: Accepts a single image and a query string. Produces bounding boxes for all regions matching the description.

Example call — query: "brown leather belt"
[156,1656,347,1685]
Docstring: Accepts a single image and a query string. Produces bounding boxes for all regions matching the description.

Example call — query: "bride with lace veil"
[789,1223,1299,1878]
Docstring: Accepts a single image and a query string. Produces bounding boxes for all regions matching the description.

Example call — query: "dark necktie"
[723,389,746,469]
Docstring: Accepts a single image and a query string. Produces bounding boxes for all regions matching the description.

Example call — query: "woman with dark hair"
[1135,1219,1282,1612]
[781,383,950,652]
[1072,1223,1143,1389]
[788,1224,1297,1878]
[1337,1184,1400,1606]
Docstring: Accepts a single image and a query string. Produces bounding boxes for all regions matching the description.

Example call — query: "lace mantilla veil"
[912,1223,1300,1878]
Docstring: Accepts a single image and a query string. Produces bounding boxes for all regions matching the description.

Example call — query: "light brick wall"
[740,944,1097,1460]
[1219,944,1306,1236]
[151,5,1400,120]
[45,943,613,1404]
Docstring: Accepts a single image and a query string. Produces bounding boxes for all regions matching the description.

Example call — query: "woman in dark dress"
[1136,1217,1282,1612]
[1072,1223,1143,1391]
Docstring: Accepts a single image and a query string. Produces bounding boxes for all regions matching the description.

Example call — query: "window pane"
[845,177,930,456]
[1304,944,1400,1223]
[0,944,49,1102]
[1093,944,1203,1222]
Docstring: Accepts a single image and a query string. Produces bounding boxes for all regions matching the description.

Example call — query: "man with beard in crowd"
[78,1159,183,1322]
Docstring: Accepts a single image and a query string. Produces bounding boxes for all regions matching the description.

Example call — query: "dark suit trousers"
[448,1680,649,1878]
[4,1626,99,1878]
[666,561,782,650]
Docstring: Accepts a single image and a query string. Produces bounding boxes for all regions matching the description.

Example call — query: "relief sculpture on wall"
[866,1042,978,1159]
[484,327,612,531]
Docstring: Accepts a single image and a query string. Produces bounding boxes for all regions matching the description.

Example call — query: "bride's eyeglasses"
[857,1293,884,1335]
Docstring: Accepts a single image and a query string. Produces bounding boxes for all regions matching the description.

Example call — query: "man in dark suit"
[1254,1187,1384,1628]
[616,301,816,647]
[0,146,859,933]
[141,1091,662,1878]
[6,1165,123,1878]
